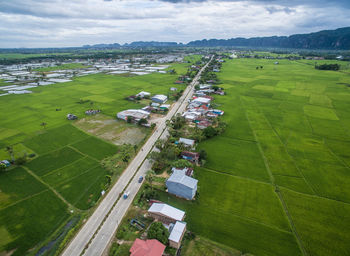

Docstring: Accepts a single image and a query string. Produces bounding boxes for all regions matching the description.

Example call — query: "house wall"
[148,212,176,225]
[166,181,195,200]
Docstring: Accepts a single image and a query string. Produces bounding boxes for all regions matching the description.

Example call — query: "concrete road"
[62,57,212,256]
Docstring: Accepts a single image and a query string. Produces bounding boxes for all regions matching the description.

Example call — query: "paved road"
[62,57,212,256]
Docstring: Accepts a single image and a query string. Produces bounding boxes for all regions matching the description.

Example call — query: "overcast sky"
[0,0,349,48]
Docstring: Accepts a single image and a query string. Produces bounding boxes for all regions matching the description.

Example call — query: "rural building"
[1,160,11,167]
[160,104,170,110]
[192,97,211,105]
[117,109,150,121]
[148,203,185,225]
[151,94,168,103]
[136,91,151,98]
[129,238,165,256]
[166,169,198,200]
[178,138,195,148]
[199,84,212,90]
[171,167,193,177]
[197,120,211,129]
[169,221,187,249]
[67,114,77,120]
[181,151,200,164]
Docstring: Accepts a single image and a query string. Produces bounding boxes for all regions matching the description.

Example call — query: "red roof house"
[130,239,165,256]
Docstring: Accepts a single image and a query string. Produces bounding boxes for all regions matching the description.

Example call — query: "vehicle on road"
[138,176,143,183]
[123,191,130,199]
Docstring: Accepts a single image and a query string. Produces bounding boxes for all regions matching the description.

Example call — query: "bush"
[147,222,169,245]
[315,63,340,71]
[15,153,27,165]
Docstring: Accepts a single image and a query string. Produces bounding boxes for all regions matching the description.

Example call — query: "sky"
[0,0,349,48]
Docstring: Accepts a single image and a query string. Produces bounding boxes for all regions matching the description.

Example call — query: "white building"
[136,91,151,98]
[117,109,150,121]
[151,94,168,103]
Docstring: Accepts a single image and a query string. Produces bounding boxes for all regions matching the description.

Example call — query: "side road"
[62,57,212,256]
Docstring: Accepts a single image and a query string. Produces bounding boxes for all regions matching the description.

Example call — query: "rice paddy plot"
[282,188,350,256]
[0,190,68,256]
[154,168,301,256]
[55,165,108,210]
[70,136,118,160]
[197,137,270,182]
[25,146,84,177]
[0,167,47,209]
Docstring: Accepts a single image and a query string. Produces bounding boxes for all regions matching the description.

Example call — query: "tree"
[15,153,27,165]
[40,122,47,129]
[138,118,148,126]
[199,149,207,160]
[126,116,133,123]
[145,170,156,189]
[172,159,193,169]
[5,146,14,163]
[0,163,6,172]
[147,222,169,245]
[203,126,217,138]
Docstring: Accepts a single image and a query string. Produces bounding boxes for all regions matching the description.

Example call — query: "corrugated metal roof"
[169,221,186,243]
[179,138,195,146]
[148,203,185,221]
[167,170,198,189]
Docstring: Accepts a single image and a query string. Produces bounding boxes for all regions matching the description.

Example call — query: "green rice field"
[155,58,350,256]
[0,61,190,255]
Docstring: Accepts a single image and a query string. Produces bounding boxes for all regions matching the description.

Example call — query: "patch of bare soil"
[113,128,145,145]
[75,114,146,145]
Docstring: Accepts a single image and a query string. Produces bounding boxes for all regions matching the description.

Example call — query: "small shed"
[178,138,195,148]
[181,151,200,164]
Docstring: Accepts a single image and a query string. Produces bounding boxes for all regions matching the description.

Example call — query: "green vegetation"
[147,222,169,244]
[34,63,89,72]
[148,57,350,256]
[0,60,192,255]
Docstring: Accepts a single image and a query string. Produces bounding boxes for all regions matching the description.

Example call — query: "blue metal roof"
[167,170,198,189]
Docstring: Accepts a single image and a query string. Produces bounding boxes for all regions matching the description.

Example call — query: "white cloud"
[0,0,349,47]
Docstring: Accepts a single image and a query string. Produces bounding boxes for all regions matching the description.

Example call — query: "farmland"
[0,61,190,255]
[151,58,350,256]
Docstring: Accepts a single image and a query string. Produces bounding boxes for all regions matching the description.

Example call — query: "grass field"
[152,58,350,256]
[0,59,192,255]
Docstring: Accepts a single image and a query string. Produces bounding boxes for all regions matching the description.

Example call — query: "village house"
[197,120,211,129]
[151,94,168,104]
[136,91,151,98]
[117,109,150,122]
[169,221,187,249]
[181,151,200,164]
[129,238,165,256]
[171,167,194,177]
[178,137,195,148]
[148,203,185,225]
[166,169,198,200]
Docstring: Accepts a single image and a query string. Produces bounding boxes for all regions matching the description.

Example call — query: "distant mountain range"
[83,27,350,50]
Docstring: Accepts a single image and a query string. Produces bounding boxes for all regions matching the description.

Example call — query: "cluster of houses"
[0,53,187,97]
[182,85,224,130]
[129,202,187,255]
[117,91,169,124]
